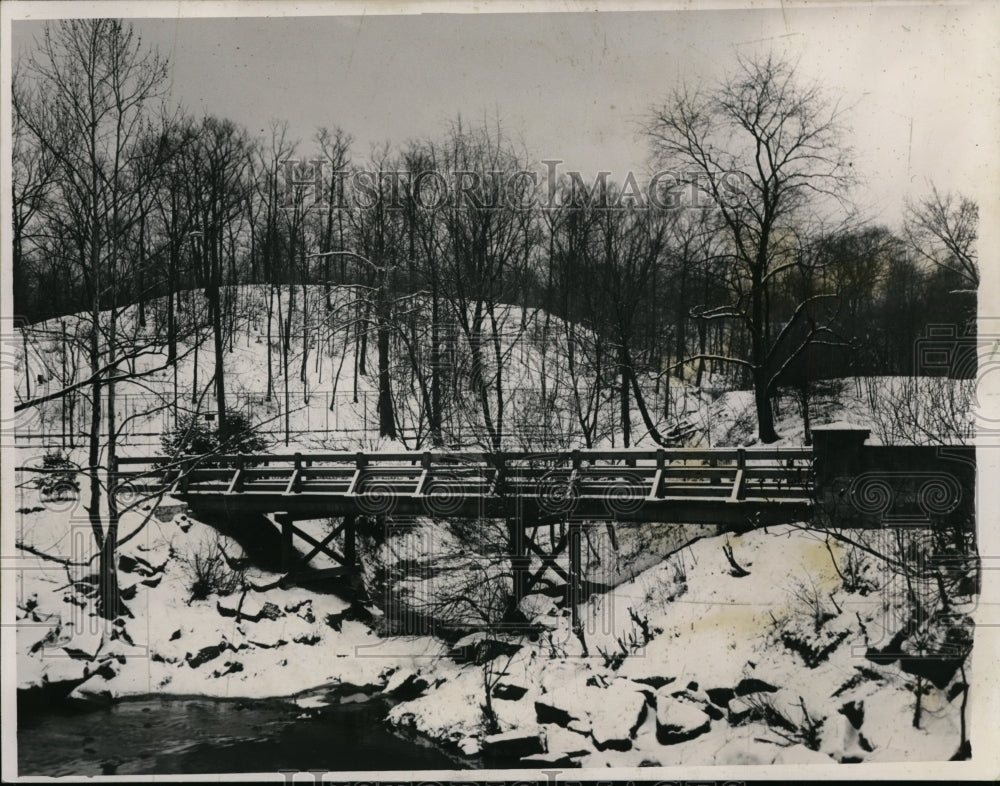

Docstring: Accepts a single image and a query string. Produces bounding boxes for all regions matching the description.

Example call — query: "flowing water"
[17,694,468,776]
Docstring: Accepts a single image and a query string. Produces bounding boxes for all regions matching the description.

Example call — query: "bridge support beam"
[506,513,529,622]
[277,513,294,573]
[568,521,583,634]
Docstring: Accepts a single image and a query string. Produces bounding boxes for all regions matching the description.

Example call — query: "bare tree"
[904,184,979,291]
[646,52,854,442]
[13,19,171,618]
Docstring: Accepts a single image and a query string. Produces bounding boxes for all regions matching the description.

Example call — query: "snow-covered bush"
[178,535,246,601]
[33,450,79,501]
[161,409,269,457]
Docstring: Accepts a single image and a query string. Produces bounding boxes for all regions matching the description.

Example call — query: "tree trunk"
[753,367,778,444]
[376,299,396,439]
[430,291,442,446]
[619,345,631,447]
[208,238,227,431]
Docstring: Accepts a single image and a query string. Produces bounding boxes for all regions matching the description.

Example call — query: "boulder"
[632,675,676,690]
[734,677,778,696]
[535,685,593,726]
[839,700,864,729]
[655,690,712,745]
[773,745,834,765]
[521,752,578,767]
[726,693,768,725]
[614,677,656,705]
[706,687,735,707]
[383,669,429,700]
[216,595,281,622]
[543,725,593,758]
[567,718,591,735]
[451,632,521,664]
[42,656,89,686]
[481,729,544,760]
[590,690,647,751]
[60,626,103,660]
[493,680,529,701]
[535,698,574,727]
[212,660,244,678]
[186,642,225,668]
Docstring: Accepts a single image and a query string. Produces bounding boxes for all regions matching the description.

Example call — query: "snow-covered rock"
[481,728,544,759]
[492,679,528,701]
[655,690,713,744]
[590,690,647,751]
[773,744,834,764]
[543,724,594,758]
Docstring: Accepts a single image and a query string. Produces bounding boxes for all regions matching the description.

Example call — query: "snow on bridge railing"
[117,446,813,466]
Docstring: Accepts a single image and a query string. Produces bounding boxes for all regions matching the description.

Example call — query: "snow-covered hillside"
[10,285,977,771]
[10,284,974,462]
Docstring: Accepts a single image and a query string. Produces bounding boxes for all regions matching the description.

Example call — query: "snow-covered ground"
[385,523,972,766]
[10,284,974,460]
[9,286,977,771]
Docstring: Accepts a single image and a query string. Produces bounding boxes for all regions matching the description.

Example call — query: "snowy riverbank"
[15,478,973,768]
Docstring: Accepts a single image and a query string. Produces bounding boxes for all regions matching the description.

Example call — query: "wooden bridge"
[118,446,815,525]
[117,447,813,620]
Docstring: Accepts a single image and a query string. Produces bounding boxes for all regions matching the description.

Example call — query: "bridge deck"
[118,447,814,525]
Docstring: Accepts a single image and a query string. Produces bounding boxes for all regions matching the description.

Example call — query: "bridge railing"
[116,446,814,507]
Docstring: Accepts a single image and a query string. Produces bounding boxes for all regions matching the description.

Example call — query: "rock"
[217,595,280,622]
[169,629,182,641]
[383,669,429,700]
[140,575,162,589]
[614,677,656,704]
[590,691,647,751]
[567,718,591,735]
[521,752,577,767]
[839,700,864,729]
[519,594,559,620]
[481,729,544,760]
[68,676,115,706]
[61,626,103,660]
[119,583,139,601]
[186,643,225,668]
[538,660,588,694]
[42,656,89,686]
[706,687,735,707]
[727,693,768,725]
[248,637,287,650]
[632,675,676,690]
[734,677,778,696]
[293,633,321,646]
[258,602,284,621]
[535,698,574,727]
[212,660,244,678]
[117,553,164,577]
[655,690,712,745]
[713,736,783,765]
[87,658,119,681]
[773,745,833,764]
[451,632,521,664]
[544,725,593,757]
[153,503,188,523]
[458,736,481,756]
[493,681,529,701]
